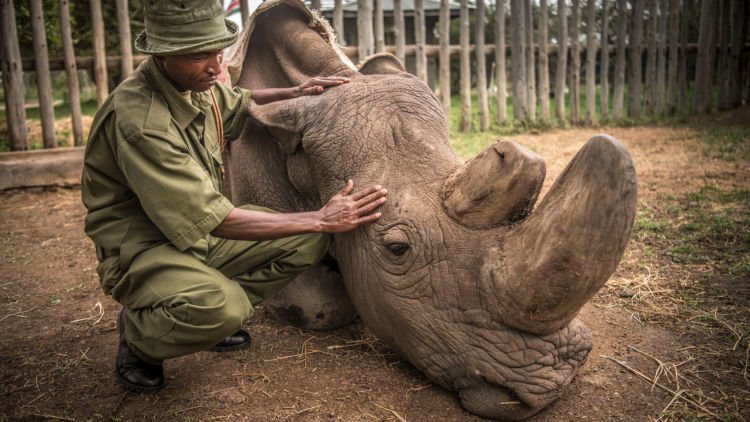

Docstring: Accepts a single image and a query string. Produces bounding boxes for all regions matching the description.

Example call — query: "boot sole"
[211,340,251,352]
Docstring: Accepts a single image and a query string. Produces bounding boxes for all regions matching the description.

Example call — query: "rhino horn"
[488,135,637,335]
[441,141,546,228]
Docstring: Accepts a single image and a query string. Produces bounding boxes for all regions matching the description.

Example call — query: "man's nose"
[207,53,222,75]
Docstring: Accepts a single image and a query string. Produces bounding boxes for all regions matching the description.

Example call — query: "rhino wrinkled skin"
[222,1,637,419]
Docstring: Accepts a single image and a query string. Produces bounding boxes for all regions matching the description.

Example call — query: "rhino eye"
[388,243,410,256]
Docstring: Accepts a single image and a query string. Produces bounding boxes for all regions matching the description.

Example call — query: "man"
[81,0,386,393]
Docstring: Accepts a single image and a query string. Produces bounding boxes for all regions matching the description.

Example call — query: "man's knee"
[189,281,252,331]
[290,232,331,268]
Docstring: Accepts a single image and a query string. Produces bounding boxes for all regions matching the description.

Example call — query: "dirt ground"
[1,112,748,421]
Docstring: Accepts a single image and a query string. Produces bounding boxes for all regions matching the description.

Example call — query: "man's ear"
[358,52,406,75]
[248,99,304,153]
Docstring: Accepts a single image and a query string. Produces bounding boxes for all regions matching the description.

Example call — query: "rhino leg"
[264,262,357,330]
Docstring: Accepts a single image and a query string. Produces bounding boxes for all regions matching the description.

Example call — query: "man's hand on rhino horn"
[297,76,350,96]
[318,180,387,233]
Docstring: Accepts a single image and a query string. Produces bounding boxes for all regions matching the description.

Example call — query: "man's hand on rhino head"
[295,76,350,97]
[318,180,387,233]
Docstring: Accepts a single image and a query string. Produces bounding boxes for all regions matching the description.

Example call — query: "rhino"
[222,1,637,419]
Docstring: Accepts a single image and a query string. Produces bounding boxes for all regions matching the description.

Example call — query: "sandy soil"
[0,115,748,421]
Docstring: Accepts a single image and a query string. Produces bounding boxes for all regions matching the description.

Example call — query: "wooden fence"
[1,0,748,153]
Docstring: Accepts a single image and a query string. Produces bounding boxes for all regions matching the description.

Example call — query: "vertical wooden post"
[525,0,536,120]
[375,0,385,53]
[240,0,249,24]
[645,0,658,114]
[59,0,83,146]
[678,0,690,112]
[666,0,679,113]
[693,0,718,114]
[29,0,56,149]
[59,0,84,146]
[600,0,610,120]
[727,0,747,109]
[476,0,489,130]
[334,0,345,45]
[613,0,628,119]
[459,0,472,132]
[439,0,451,113]
[415,0,427,82]
[717,0,730,110]
[538,0,550,122]
[0,0,28,151]
[554,0,567,123]
[569,0,580,123]
[357,0,374,61]
[496,0,507,124]
[116,0,133,81]
[393,0,405,63]
[90,0,109,106]
[512,0,528,123]
[585,0,597,124]
[656,0,668,113]
[628,0,644,118]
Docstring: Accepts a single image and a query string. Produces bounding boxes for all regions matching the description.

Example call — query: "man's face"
[158,51,223,92]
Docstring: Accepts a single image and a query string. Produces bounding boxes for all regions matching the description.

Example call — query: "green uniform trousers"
[109,206,331,363]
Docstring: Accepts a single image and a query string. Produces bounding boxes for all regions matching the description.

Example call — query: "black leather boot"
[115,308,164,393]
[211,329,252,352]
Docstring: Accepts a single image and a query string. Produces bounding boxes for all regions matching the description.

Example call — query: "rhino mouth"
[457,379,546,421]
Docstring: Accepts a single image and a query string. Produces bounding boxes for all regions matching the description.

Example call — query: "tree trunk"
[512,0,528,123]
[600,0,610,120]
[554,0,567,123]
[116,0,133,81]
[645,0,658,114]
[666,0,680,113]
[717,0,730,110]
[90,0,109,106]
[539,0,550,122]
[476,0,489,131]
[678,0,690,113]
[585,0,597,124]
[727,0,748,108]
[628,0,644,118]
[357,0,374,61]
[439,0,451,113]
[613,0,628,119]
[460,0,472,132]
[393,0,405,64]
[415,0,427,81]
[334,0,345,45]
[59,0,84,146]
[496,0,508,124]
[375,0,385,53]
[694,0,718,114]
[569,0,580,123]
[30,0,56,148]
[1,0,28,150]
[525,0,536,120]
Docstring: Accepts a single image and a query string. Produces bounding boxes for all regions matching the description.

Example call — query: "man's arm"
[211,180,387,240]
[251,76,350,105]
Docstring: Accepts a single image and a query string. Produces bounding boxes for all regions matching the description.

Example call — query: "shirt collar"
[144,57,210,129]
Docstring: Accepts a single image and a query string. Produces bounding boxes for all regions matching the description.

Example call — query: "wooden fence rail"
[1,0,748,154]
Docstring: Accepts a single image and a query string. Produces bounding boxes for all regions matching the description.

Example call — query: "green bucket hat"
[135,0,239,56]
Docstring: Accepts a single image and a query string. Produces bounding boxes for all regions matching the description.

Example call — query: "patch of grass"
[693,125,750,161]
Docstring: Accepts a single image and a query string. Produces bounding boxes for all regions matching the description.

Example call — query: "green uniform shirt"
[81,57,249,291]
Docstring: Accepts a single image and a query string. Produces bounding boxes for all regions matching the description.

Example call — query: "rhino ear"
[248,100,304,154]
[358,53,406,75]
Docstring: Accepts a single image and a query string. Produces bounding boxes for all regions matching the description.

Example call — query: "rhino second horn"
[441,141,546,229]
[493,135,638,335]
